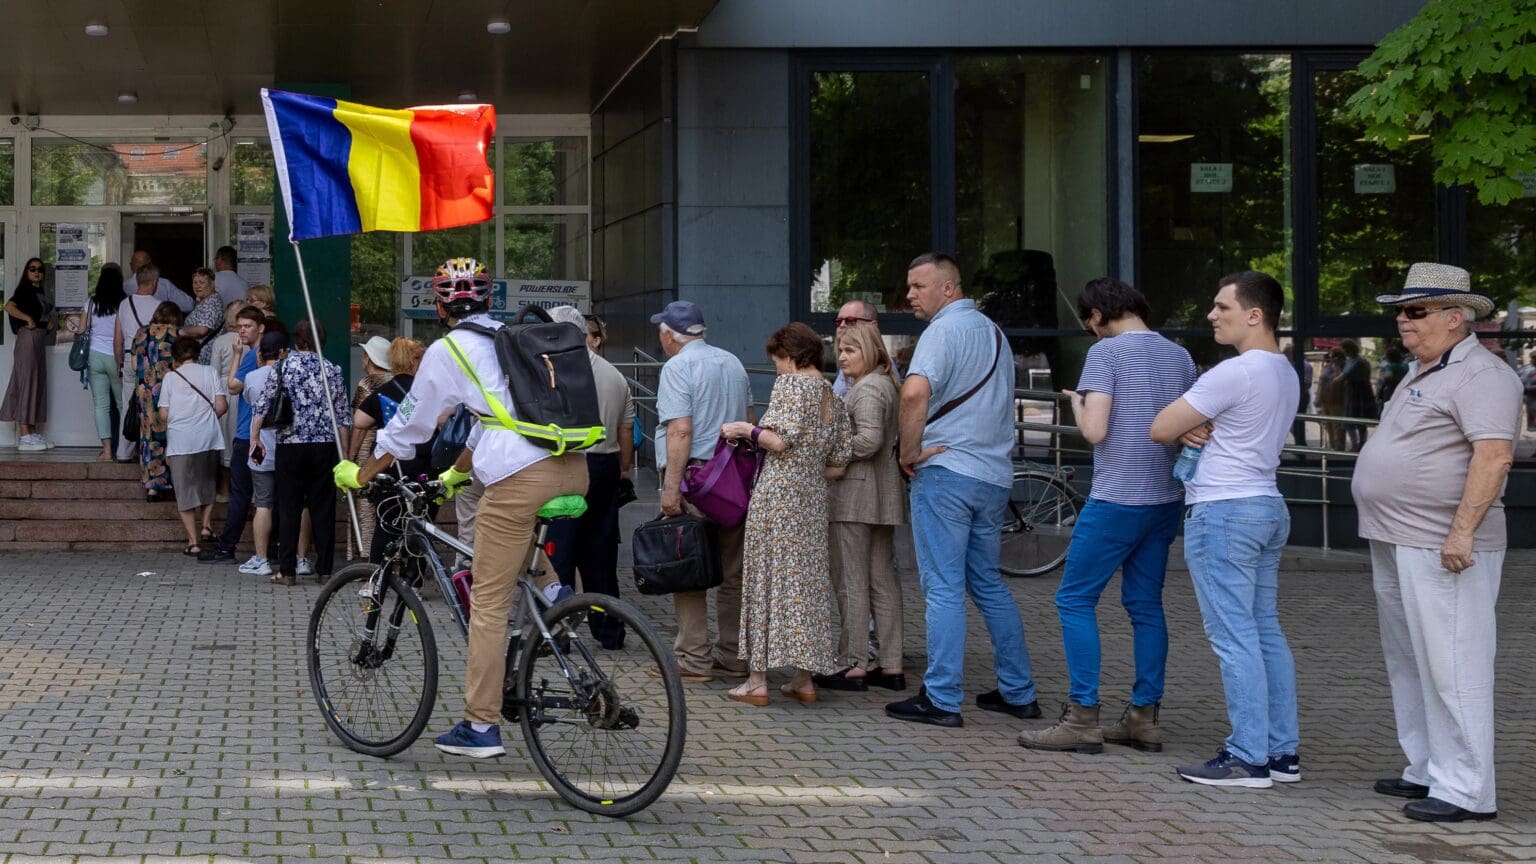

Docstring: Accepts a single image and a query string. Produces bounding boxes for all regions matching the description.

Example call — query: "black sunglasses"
[1398,305,1453,320]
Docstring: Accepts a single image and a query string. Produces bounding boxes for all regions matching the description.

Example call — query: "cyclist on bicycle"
[334,256,589,759]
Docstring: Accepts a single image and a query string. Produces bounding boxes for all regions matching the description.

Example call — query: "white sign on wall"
[236,215,272,286]
[1190,163,1234,193]
[400,277,590,321]
[1353,164,1397,194]
[53,223,91,310]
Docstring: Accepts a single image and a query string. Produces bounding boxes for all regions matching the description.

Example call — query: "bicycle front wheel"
[999,471,1078,577]
[308,562,438,757]
[517,593,686,817]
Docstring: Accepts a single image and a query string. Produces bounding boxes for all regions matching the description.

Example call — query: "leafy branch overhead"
[1346,0,1536,205]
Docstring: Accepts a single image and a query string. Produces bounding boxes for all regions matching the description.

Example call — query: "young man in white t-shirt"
[1151,270,1300,789]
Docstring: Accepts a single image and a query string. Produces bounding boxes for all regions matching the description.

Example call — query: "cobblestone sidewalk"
[0,547,1531,864]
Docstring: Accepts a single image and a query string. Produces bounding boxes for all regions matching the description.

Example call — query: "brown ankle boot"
[1016,701,1103,753]
[1102,702,1162,752]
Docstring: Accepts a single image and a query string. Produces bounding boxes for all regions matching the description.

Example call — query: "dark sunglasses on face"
[836,316,873,327]
[1398,305,1451,320]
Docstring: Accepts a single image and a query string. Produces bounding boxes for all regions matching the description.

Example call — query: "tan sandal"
[780,682,818,703]
[727,683,769,706]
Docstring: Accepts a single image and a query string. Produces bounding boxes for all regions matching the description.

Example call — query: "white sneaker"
[239,556,273,576]
[296,557,314,576]
[41,436,55,449]
[16,435,46,452]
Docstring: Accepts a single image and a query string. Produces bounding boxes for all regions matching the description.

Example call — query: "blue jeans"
[1183,496,1298,766]
[1055,498,1182,707]
[910,466,1036,713]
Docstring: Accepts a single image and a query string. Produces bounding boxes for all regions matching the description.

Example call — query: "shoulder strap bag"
[262,358,294,428]
[69,304,93,373]
[927,326,1004,425]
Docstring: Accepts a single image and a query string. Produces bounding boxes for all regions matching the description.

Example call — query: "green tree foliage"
[0,140,13,206]
[1347,0,1536,205]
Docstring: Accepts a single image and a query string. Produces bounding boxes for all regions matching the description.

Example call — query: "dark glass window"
[1467,191,1536,331]
[1313,68,1437,318]
[1137,54,1292,329]
[808,70,931,314]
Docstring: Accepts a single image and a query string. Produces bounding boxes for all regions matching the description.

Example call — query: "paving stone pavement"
[0,544,1532,864]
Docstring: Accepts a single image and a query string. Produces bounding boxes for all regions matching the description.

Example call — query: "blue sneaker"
[1176,750,1273,788]
[544,583,574,604]
[1268,753,1300,783]
[433,721,505,758]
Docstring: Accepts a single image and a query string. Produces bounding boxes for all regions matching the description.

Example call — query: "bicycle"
[306,472,686,817]
[999,461,1081,577]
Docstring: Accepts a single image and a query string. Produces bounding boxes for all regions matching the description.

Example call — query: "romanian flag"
[261,88,496,241]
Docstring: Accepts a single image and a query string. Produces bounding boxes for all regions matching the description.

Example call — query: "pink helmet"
[432,257,491,305]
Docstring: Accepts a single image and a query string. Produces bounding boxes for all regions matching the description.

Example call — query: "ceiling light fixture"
[486,18,511,34]
[458,90,479,102]
[85,22,110,37]
[117,91,138,105]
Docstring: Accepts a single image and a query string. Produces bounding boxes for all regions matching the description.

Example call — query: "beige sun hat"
[1374,263,1494,318]
[358,335,393,371]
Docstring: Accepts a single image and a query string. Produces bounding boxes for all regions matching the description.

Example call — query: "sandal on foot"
[182,545,202,557]
[269,573,297,586]
[199,528,215,543]
[727,684,769,707]
[780,682,818,703]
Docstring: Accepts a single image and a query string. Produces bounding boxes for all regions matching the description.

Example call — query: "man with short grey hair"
[124,251,190,313]
[1352,263,1521,823]
[651,300,754,681]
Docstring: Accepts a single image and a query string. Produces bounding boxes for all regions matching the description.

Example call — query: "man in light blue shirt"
[886,252,1039,728]
[653,300,754,681]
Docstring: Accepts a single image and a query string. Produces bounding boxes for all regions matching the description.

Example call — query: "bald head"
[129,250,151,274]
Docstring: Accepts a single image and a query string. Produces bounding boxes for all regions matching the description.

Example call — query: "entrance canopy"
[0,0,719,115]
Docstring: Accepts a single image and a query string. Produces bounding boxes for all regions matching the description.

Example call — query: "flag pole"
[290,238,364,552]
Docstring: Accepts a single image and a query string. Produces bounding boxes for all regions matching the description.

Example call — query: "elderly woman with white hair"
[544,305,635,648]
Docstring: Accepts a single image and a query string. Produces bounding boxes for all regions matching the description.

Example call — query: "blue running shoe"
[544,582,574,604]
[1268,752,1300,783]
[433,721,505,758]
[1176,749,1272,788]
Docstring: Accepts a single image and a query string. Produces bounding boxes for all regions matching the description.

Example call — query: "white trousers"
[1370,540,1502,813]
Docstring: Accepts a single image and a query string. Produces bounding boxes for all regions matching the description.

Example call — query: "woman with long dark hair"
[87,263,127,460]
[2,258,54,450]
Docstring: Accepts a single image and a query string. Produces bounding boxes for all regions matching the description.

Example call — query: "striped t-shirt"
[1076,330,1196,506]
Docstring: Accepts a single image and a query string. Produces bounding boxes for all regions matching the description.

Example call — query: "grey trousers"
[829,521,904,670]
[1371,540,1502,813]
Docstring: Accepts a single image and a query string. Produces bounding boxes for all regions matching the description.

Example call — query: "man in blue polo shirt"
[202,306,265,566]
[885,252,1039,728]
[1017,278,1195,753]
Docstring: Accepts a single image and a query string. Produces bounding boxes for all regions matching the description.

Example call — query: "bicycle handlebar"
[366,472,446,503]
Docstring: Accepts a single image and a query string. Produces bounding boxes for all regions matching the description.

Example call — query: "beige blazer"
[828,372,906,525]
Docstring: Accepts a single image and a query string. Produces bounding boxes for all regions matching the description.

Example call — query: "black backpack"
[446,307,606,454]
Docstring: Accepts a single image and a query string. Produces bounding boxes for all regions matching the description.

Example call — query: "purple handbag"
[681,436,763,528]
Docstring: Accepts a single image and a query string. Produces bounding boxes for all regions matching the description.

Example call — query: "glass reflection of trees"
[0,140,13,206]
[1314,69,1436,318]
[1137,54,1291,337]
[809,71,931,313]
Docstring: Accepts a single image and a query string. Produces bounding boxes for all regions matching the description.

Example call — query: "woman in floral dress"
[721,322,851,706]
[134,302,183,501]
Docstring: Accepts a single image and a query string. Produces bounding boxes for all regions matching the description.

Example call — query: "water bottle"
[1172,445,1202,483]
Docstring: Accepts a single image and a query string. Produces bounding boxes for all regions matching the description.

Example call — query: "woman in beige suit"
[814,323,908,692]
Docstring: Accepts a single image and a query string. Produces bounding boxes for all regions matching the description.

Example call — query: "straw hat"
[1374,263,1494,318]
[358,336,393,371]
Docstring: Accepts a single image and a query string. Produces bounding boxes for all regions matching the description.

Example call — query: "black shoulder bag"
[263,358,295,428]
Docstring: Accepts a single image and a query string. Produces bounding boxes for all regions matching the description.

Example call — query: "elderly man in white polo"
[1351,263,1522,823]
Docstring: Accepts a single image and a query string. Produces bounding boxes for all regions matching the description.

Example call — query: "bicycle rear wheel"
[999,471,1078,577]
[308,562,438,757]
[516,593,686,817]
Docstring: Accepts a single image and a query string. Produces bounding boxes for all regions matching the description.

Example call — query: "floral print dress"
[740,373,852,673]
[185,296,225,365]
[134,323,178,494]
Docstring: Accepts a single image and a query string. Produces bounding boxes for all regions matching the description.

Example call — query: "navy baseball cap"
[649,300,706,336]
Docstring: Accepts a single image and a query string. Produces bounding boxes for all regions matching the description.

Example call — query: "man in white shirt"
[124,250,190,313]
[114,268,165,461]
[335,257,588,761]
[1151,270,1300,790]
[213,246,250,310]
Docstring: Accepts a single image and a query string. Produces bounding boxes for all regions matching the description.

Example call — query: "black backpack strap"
[927,326,1004,425]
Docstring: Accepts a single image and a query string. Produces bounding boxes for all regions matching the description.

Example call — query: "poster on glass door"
[53,223,91,311]
[236,215,272,287]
